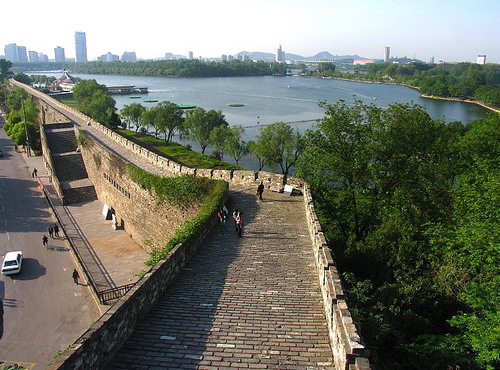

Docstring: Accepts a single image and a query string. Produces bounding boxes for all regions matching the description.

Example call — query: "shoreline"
[325,75,500,114]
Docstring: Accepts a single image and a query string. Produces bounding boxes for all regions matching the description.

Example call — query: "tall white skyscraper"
[4,43,18,62]
[188,51,194,60]
[28,51,39,63]
[54,46,66,62]
[384,47,391,62]
[477,55,486,65]
[75,31,88,63]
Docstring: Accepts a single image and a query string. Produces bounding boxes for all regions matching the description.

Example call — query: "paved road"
[0,117,99,368]
[110,187,334,369]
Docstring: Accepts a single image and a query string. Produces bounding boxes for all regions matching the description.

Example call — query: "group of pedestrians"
[217,182,266,238]
[218,206,245,237]
[42,223,60,249]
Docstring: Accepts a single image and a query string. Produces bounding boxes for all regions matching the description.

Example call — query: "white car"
[2,251,23,275]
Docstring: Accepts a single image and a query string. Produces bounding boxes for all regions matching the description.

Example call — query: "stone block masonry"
[77,129,200,252]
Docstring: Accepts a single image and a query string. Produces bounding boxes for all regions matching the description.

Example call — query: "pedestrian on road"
[72,269,80,285]
[232,209,239,232]
[54,223,60,238]
[256,182,264,201]
[42,235,48,249]
[32,168,38,178]
[48,225,54,238]
[236,211,244,237]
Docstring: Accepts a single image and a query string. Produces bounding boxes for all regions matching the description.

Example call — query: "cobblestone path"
[110,186,334,369]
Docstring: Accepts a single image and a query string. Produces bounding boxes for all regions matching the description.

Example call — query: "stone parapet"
[303,184,370,369]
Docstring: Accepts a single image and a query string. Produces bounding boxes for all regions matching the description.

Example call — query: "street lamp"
[11,91,31,156]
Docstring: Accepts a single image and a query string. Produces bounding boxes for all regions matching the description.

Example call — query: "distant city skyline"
[1,0,499,63]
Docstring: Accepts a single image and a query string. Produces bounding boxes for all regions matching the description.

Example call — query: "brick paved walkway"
[110,186,334,369]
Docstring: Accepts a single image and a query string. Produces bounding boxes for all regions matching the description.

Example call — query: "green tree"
[0,58,12,81]
[183,107,228,153]
[247,140,266,171]
[156,101,184,142]
[208,124,232,160]
[120,103,146,131]
[255,122,303,178]
[140,107,161,138]
[73,80,119,127]
[225,125,249,165]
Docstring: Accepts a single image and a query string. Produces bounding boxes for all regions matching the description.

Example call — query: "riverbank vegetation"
[11,59,287,78]
[296,100,500,369]
[326,62,500,108]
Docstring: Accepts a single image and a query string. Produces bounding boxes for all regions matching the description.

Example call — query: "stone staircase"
[44,124,98,204]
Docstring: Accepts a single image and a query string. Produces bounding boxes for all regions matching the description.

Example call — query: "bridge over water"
[9,80,369,370]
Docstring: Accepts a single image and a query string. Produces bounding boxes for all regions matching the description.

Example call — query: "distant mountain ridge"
[236,50,364,61]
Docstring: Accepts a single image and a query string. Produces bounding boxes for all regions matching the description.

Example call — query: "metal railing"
[98,283,136,305]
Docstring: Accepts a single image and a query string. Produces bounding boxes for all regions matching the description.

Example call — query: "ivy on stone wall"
[146,178,227,267]
[126,164,214,206]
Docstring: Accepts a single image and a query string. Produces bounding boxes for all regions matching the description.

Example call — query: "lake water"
[43,73,490,170]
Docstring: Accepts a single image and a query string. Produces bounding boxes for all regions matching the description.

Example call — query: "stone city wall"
[303,185,370,370]
[77,129,200,252]
[38,121,65,202]
[12,79,370,369]
[50,209,225,370]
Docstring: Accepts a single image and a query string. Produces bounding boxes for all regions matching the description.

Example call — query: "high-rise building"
[276,45,285,62]
[188,51,194,60]
[477,55,486,65]
[4,43,18,62]
[384,47,391,62]
[221,54,227,62]
[54,46,66,62]
[165,53,174,60]
[28,51,39,63]
[38,53,49,62]
[75,31,88,63]
[121,51,137,62]
[17,46,28,62]
[4,44,29,62]
[430,56,435,64]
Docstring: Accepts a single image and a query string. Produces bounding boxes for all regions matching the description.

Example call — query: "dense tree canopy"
[296,100,500,369]
[183,107,228,153]
[72,80,120,127]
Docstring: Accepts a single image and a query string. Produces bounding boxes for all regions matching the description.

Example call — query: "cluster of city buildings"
[1,32,489,66]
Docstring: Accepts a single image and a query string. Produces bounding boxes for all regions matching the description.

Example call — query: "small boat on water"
[229,104,244,107]
[129,96,141,99]
[144,99,158,103]
[177,104,196,109]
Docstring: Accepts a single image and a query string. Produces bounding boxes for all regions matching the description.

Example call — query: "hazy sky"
[2,0,499,63]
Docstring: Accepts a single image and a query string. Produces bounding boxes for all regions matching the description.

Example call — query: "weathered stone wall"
[38,122,65,202]
[49,208,225,370]
[39,100,71,125]
[77,129,199,252]
[303,185,370,370]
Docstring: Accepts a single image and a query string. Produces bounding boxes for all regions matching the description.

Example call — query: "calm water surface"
[45,73,490,169]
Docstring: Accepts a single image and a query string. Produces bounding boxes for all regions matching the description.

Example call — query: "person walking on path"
[256,182,264,201]
[72,269,80,285]
[32,168,38,178]
[232,209,239,232]
[47,225,54,239]
[53,223,60,238]
[42,235,48,249]
[218,207,228,233]
[236,211,244,237]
